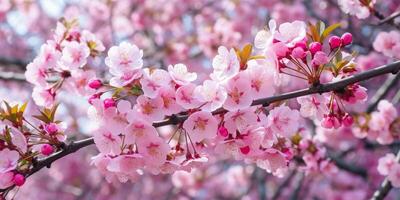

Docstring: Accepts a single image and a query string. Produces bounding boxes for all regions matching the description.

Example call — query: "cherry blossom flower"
[244,60,275,99]
[254,20,277,50]
[106,154,144,183]
[224,107,258,134]
[25,58,48,87]
[210,46,240,82]
[135,95,165,122]
[297,94,329,119]
[140,136,170,173]
[338,0,371,19]
[273,20,306,47]
[0,171,14,189]
[223,72,253,111]
[256,149,288,177]
[0,149,19,173]
[266,105,300,136]
[168,63,197,85]
[59,41,90,70]
[140,68,172,98]
[123,119,158,146]
[194,80,227,112]
[158,87,183,116]
[377,153,396,176]
[373,31,400,58]
[388,164,400,187]
[32,87,55,108]
[81,30,105,53]
[93,128,123,155]
[183,111,218,143]
[175,83,203,109]
[105,42,144,87]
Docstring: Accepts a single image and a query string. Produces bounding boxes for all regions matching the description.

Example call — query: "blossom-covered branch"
[4,60,398,192]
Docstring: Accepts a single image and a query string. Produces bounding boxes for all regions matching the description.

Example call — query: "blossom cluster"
[25,18,105,107]
[4,15,392,191]
[80,20,368,183]
[373,30,400,59]
[0,103,67,189]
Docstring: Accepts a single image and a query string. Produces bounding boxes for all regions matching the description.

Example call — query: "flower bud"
[41,144,54,156]
[328,36,341,49]
[312,51,329,66]
[342,114,354,127]
[13,174,25,186]
[292,47,306,59]
[309,42,322,54]
[88,79,102,89]
[341,32,353,46]
[103,98,116,109]
[44,123,58,135]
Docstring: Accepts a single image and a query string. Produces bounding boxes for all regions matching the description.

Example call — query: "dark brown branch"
[1,61,400,194]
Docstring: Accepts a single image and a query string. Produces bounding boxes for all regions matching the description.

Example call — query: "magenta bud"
[341,32,353,46]
[328,36,341,49]
[292,47,306,59]
[103,98,116,109]
[88,79,102,89]
[309,42,322,54]
[342,114,354,127]
[41,144,54,156]
[13,174,25,186]
[44,123,58,135]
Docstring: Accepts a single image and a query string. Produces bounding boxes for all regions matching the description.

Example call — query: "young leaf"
[321,23,341,42]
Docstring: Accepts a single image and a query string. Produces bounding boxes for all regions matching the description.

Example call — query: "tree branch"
[370,150,400,200]
[1,61,400,194]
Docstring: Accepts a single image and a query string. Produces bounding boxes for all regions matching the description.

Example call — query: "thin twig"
[367,73,400,113]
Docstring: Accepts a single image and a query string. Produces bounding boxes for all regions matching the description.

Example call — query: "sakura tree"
[0,0,400,199]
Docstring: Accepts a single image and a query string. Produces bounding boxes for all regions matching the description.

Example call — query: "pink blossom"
[311,51,329,66]
[254,20,277,50]
[256,149,287,177]
[377,100,398,122]
[105,42,144,87]
[140,136,170,173]
[159,87,183,116]
[210,46,240,82]
[32,87,55,107]
[222,72,253,111]
[266,105,300,136]
[0,149,19,173]
[135,95,165,122]
[168,64,197,85]
[338,0,370,19]
[0,171,14,189]
[388,164,400,188]
[93,128,123,155]
[81,30,105,53]
[140,68,172,98]
[297,94,329,119]
[377,153,396,176]
[224,108,258,134]
[183,111,218,143]
[373,31,400,58]
[244,60,275,99]
[175,83,203,110]
[123,119,158,146]
[25,58,48,87]
[194,80,227,112]
[274,20,306,47]
[59,41,90,70]
[106,154,144,183]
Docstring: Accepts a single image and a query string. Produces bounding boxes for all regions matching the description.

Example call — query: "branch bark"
[370,151,400,200]
[1,60,400,194]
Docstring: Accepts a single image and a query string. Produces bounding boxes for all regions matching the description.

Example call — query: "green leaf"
[321,23,341,42]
